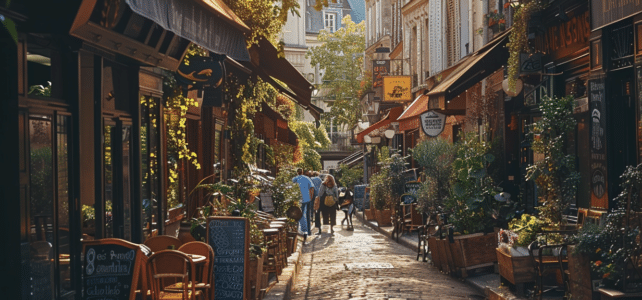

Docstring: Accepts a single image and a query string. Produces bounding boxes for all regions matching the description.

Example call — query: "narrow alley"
[290,220,484,300]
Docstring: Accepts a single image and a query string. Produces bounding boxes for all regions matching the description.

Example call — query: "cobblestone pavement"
[289,219,484,300]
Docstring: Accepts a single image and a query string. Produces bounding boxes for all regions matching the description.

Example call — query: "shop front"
[590,0,642,210]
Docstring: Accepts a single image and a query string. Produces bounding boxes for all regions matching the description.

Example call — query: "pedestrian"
[292,168,314,239]
[317,174,339,234]
[310,171,323,233]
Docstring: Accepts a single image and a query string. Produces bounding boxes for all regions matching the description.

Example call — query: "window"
[324,12,336,32]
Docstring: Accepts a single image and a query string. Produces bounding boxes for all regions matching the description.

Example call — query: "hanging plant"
[507,0,544,90]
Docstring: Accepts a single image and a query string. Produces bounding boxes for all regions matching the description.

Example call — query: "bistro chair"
[144,235,183,253]
[146,250,203,300]
[528,230,574,300]
[172,242,215,300]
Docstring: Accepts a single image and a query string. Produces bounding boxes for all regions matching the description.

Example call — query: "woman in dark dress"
[317,175,339,234]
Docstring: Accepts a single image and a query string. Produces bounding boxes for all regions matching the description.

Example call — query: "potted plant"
[370,149,408,226]
[445,130,502,278]
[486,10,506,32]
[496,214,545,290]
[411,137,454,220]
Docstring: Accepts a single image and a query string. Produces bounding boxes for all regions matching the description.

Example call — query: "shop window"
[26,36,62,99]
[141,96,162,239]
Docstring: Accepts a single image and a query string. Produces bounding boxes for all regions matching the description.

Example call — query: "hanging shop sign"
[592,0,642,30]
[419,110,446,137]
[177,56,225,88]
[588,77,608,209]
[520,53,543,74]
[533,10,590,62]
[383,76,412,101]
[373,60,390,88]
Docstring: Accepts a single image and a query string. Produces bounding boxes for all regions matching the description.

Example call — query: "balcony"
[326,132,358,152]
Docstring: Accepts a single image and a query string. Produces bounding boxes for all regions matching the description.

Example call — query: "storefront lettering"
[534,11,590,55]
[592,0,642,29]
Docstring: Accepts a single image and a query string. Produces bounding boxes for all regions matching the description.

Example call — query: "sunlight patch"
[344,263,394,269]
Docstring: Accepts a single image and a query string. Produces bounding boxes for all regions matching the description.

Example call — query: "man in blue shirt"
[292,168,314,239]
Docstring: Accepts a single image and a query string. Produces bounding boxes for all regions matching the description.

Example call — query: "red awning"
[356,107,404,143]
[397,95,428,121]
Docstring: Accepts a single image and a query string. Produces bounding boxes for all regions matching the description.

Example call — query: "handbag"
[324,195,336,207]
[314,197,320,210]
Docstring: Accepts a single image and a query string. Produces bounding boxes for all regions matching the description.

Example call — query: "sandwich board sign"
[420,110,446,137]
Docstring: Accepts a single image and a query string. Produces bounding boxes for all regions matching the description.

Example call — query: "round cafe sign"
[420,110,446,137]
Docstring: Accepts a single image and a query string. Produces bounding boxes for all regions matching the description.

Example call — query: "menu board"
[82,239,145,300]
[588,77,608,209]
[260,192,274,213]
[404,181,421,195]
[353,184,367,211]
[207,217,249,300]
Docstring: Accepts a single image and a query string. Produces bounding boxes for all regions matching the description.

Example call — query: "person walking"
[317,175,339,234]
[310,171,323,233]
[292,168,314,239]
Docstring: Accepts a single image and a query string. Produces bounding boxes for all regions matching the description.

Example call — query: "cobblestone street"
[290,219,484,300]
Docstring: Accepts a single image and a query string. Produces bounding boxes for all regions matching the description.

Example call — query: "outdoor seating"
[146,250,203,300]
[402,203,423,234]
[144,236,183,253]
[262,228,282,278]
[528,230,574,300]
[417,214,439,262]
[166,242,215,300]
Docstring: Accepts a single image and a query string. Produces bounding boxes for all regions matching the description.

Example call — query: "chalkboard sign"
[404,181,421,196]
[82,238,146,300]
[400,194,418,205]
[353,184,367,211]
[207,217,249,300]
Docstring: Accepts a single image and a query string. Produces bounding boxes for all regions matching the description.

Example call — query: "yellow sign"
[383,76,412,101]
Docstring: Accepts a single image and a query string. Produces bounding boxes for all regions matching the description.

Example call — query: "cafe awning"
[356,107,404,143]
[426,30,510,111]
[247,37,314,112]
[396,94,428,131]
[125,0,251,62]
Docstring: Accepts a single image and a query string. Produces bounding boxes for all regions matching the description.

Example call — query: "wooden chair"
[528,230,574,300]
[403,203,423,234]
[262,228,282,279]
[147,250,203,300]
[144,236,183,253]
[174,242,215,300]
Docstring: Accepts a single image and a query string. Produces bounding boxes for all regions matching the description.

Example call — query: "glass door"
[103,118,134,240]
[26,112,76,299]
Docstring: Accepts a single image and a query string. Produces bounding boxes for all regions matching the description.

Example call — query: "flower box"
[364,208,376,221]
[567,245,599,300]
[449,232,498,278]
[375,209,392,226]
[496,247,535,285]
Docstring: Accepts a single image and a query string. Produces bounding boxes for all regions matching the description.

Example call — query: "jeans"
[300,201,313,235]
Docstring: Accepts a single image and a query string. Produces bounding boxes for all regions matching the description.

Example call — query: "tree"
[307,15,366,130]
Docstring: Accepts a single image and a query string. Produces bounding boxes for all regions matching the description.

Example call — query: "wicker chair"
[144,236,183,253]
[146,250,202,300]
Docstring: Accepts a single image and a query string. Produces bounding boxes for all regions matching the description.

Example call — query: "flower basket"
[375,208,392,226]
[496,248,535,285]
[449,232,498,278]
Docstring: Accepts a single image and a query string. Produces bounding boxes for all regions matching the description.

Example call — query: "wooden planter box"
[427,236,441,269]
[449,232,497,278]
[567,245,599,300]
[248,253,265,300]
[287,231,298,255]
[375,209,392,226]
[364,208,375,220]
[496,248,535,285]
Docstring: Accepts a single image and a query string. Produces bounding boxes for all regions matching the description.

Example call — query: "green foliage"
[507,0,543,91]
[526,95,580,226]
[268,168,301,218]
[448,131,501,234]
[336,163,363,189]
[411,137,455,214]
[295,148,322,171]
[1,10,18,45]
[223,0,300,45]
[508,213,546,246]
[28,81,52,97]
[307,15,366,129]
[371,150,409,210]
[290,121,330,150]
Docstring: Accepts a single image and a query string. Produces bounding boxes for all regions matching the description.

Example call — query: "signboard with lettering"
[401,194,418,205]
[420,111,446,137]
[588,78,608,209]
[592,0,642,30]
[353,184,367,211]
[520,52,542,74]
[404,181,421,196]
[82,239,148,300]
[534,10,590,61]
[260,192,274,213]
[383,76,412,101]
[207,217,249,300]
[372,60,390,88]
